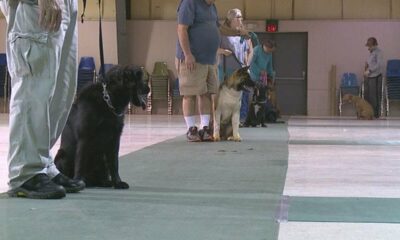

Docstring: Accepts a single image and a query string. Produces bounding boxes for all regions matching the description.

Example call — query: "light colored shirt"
[367,47,384,78]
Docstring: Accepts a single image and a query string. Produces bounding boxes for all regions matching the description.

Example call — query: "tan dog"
[213,67,254,141]
[342,94,374,120]
[267,81,281,118]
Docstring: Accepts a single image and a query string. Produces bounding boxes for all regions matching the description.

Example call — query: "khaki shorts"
[176,59,218,96]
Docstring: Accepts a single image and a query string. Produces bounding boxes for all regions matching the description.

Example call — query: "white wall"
[127,20,400,116]
[2,18,400,116]
[128,20,177,76]
[0,20,118,69]
[280,20,400,115]
[77,20,118,69]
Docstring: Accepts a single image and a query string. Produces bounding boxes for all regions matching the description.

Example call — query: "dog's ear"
[240,66,250,73]
[134,68,143,81]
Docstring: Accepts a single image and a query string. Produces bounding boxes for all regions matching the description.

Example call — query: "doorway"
[255,32,308,115]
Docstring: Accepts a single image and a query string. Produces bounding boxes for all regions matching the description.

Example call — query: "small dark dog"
[54,65,149,189]
[245,82,267,127]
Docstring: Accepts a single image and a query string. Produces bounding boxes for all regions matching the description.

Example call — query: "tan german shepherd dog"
[213,66,255,141]
[342,94,374,120]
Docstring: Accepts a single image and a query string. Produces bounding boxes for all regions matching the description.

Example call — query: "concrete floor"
[1,114,400,239]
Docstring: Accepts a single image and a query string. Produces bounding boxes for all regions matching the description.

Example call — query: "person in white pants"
[0,0,85,199]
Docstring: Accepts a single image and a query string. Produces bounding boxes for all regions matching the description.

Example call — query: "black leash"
[81,0,122,117]
[98,0,106,80]
[81,0,105,80]
[81,0,86,23]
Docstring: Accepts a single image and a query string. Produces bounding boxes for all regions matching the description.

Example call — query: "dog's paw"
[213,133,221,142]
[227,135,241,142]
[114,181,130,189]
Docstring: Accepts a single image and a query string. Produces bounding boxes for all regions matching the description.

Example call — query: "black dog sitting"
[54,65,149,189]
[245,82,268,128]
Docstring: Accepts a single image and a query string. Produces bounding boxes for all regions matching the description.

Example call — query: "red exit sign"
[266,19,279,32]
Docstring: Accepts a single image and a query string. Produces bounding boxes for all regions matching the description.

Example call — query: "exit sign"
[266,19,279,32]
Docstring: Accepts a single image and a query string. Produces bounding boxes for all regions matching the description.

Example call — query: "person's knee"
[183,95,196,103]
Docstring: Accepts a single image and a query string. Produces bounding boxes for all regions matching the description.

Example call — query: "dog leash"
[81,0,123,117]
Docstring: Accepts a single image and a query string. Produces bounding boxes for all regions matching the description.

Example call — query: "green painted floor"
[0,125,289,240]
[288,197,400,224]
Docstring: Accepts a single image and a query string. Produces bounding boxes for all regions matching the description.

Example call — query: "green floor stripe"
[1,125,289,240]
[289,139,400,146]
[288,197,400,223]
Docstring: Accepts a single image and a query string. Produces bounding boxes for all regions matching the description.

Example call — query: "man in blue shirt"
[176,0,220,142]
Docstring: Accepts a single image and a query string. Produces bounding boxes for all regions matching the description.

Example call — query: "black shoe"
[199,126,213,141]
[52,173,85,193]
[8,173,66,199]
[187,126,201,142]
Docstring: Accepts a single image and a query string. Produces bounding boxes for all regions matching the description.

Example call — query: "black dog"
[54,65,149,189]
[245,83,267,127]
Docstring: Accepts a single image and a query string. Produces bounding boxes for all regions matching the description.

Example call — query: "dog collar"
[102,83,125,117]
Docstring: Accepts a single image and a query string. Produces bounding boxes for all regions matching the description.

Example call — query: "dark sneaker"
[199,126,213,141]
[52,173,85,193]
[8,173,66,199]
[187,126,201,142]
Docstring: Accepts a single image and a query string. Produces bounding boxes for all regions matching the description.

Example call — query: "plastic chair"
[152,62,168,77]
[386,59,400,78]
[385,60,400,116]
[338,72,360,116]
[77,57,96,93]
[172,78,180,97]
[99,64,115,75]
[79,56,96,70]
[0,53,10,112]
[0,53,6,66]
[0,53,7,97]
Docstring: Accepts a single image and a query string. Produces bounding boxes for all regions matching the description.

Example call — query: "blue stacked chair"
[385,59,400,116]
[338,72,360,116]
[0,53,11,112]
[77,56,96,93]
[0,53,7,97]
[98,63,115,76]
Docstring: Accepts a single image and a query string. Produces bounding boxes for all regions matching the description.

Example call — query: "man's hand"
[221,49,232,57]
[185,53,196,72]
[38,0,62,32]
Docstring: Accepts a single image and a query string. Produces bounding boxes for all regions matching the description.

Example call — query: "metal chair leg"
[386,84,389,117]
[380,77,385,118]
[338,90,342,116]
[361,81,365,99]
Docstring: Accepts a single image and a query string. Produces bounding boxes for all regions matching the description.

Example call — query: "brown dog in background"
[267,81,280,118]
[342,94,374,120]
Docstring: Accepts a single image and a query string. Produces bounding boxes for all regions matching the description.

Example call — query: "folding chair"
[77,56,96,93]
[338,72,360,116]
[0,53,10,113]
[98,63,115,76]
[385,59,400,116]
[148,62,172,115]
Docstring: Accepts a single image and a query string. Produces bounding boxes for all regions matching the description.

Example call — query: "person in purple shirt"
[176,0,220,142]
